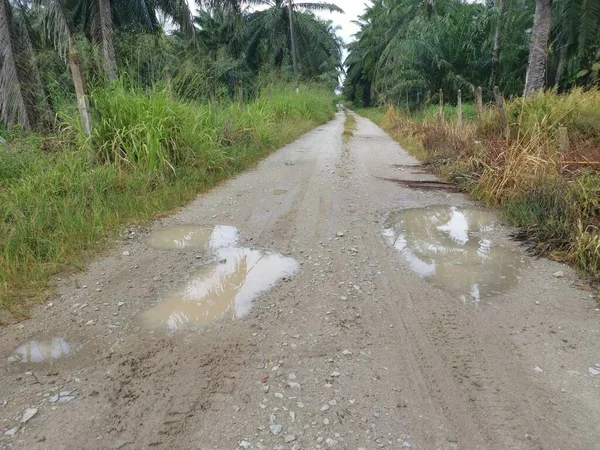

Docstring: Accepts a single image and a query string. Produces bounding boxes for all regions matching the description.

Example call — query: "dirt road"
[1,111,600,450]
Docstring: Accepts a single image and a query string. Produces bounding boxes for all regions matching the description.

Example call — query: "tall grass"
[357,89,600,278]
[0,83,336,321]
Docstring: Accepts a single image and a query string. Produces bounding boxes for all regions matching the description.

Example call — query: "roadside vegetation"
[0,0,342,320]
[344,0,600,278]
[342,111,356,143]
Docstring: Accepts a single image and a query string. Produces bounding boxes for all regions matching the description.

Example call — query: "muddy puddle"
[272,189,288,195]
[138,248,299,331]
[384,206,527,302]
[146,225,239,250]
[9,338,74,363]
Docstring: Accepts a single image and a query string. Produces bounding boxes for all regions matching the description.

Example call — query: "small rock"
[553,271,564,278]
[238,440,252,449]
[288,373,297,380]
[336,232,345,237]
[275,393,284,399]
[117,302,125,308]
[289,411,295,422]
[7,354,22,364]
[342,350,352,356]
[288,382,301,390]
[85,320,94,326]
[4,427,19,436]
[323,418,330,425]
[340,296,348,301]
[284,434,296,443]
[534,366,544,374]
[589,367,600,376]
[534,301,540,305]
[373,412,380,418]
[325,438,338,447]
[270,424,283,436]
[331,371,340,377]
[317,437,325,444]
[20,408,38,423]
[122,251,130,256]
[402,442,412,448]
[320,404,330,412]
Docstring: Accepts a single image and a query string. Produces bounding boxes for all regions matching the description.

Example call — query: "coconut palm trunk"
[523,0,552,96]
[489,0,504,90]
[68,40,92,136]
[0,0,48,130]
[96,0,118,81]
[288,0,299,89]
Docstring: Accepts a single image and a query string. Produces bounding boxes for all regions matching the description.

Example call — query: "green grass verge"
[342,111,357,142]
[0,83,336,321]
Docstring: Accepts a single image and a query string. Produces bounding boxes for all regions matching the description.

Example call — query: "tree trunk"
[68,43,92,136]
[96,0,118,81]
[288,0,299,90]
[438,89,444,126]
[489,0,505,90]
[0,0,47,130]
[554,44,567,91]
[457,89,462,131]
[523,0,552,96]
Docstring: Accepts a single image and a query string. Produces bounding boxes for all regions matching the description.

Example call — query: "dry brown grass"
[358,90,600,277]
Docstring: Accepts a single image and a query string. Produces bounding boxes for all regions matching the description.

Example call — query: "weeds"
[342,111,357,143]
[0,83,335,321]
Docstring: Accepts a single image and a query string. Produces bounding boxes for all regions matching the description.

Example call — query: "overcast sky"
[316,0,369,49]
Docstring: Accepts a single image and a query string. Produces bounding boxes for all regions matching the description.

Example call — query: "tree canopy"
[343,0,600,107]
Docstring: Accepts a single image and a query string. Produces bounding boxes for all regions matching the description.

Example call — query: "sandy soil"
[1,111,599,450]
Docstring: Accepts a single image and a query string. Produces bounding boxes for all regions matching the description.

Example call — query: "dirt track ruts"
[1,111,599,450]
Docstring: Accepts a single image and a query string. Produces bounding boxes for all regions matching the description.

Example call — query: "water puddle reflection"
[146,225,239,250]
[10,338,73,363]
[139,248,299,331]
[384,206,526,302]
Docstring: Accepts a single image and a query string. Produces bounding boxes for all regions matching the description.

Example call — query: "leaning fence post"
[493,86,507,132]
[457,89,463,131]
[439,89,444,126]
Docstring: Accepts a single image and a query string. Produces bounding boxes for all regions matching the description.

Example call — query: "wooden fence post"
[209,85,216,112]
[474,86,483,122]
[558,126,569,150]
[439,89,444,126]
[238,80,243,109]
[457,89,463,131]
[493,85,507,131]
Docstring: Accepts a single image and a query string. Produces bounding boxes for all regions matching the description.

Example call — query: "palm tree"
[31,0,196,134]
[245,0,343,81]
[523,0,552,96]
[549,0,600,89]
[0,0,49,130]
